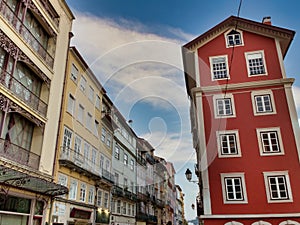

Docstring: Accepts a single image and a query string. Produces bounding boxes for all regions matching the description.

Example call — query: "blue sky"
[66,0,300,220]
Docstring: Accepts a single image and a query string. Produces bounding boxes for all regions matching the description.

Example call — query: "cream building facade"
[53,47,114,225]
[0,0,73,224]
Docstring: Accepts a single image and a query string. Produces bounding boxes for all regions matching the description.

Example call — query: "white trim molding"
[251,89,277,116]
[201,213,300,219]
[216,129,242,158]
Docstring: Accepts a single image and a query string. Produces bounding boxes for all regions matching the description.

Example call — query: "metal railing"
[0,0,54,68]
[60,146,114,183]
[0,70,47,117]
[0,138,40,170]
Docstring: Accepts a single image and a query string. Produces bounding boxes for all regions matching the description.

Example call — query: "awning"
[0,165,68,196]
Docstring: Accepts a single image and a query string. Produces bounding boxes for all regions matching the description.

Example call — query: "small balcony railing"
[0,0,54,68]
[0,138,40,170]
[0,70,47,117]
[102,168,114,184]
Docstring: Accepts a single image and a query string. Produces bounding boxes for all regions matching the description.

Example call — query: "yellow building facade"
[53,47,114,225]
[0,0,73,224]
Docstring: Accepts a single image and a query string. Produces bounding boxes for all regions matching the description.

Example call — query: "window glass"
[211,56,228,79]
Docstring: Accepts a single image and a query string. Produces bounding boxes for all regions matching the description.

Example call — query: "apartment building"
[0,0,73,224]
[183,16,300,224]
[53,47,114,225]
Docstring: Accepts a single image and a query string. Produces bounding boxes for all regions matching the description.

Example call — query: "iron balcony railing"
[0,138,40,170]
[0,69,47,117]
[0,0,54,68]
[60,146,114,183]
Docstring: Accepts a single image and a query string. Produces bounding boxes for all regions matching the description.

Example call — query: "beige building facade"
[0,0,73,224]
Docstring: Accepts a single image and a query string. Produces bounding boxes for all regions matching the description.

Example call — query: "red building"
[183,16,300,225]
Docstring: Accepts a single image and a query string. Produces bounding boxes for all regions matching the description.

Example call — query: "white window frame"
[57,173,68,197]
[279,220,300,225]
[256,127,284,156]
[245,50,267,76]
[115,144,120,160]
[67,94,75,115]
[124,153,128,166]
[224,29,244,48]
[225,222,244,225]
[70,63,78,82]
[78,104,85,124]
[213,94,236,118]
[88,85,94,102]
[263,171,293,203]
[252,221,272,225]
[86,112,93,131]
[80,183,87,202]
[209,55,230,80]
[251,90,276,116]
[101,127,106,142]
[130,159,134,170]
[97,189,102,206]
[104,192,109,208]
[88,187,95,204]
[69,179,78,200]
[217,130,241,158]
[220,173,248,204]
[80,75,87,92]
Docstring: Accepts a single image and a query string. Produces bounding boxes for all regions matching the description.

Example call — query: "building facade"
[183,16,300,224]
[53,47,114,225]
[0,0,73,224]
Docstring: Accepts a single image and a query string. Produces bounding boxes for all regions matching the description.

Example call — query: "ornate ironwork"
[0,29,51,86]
[0,0,55,68]
[37,0,60,27]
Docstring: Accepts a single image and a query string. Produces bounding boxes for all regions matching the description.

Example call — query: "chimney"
[262,16,272,25]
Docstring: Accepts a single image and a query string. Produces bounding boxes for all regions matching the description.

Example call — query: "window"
[67,94,75,115]
[78,104,84,123]
[69,179,78,200]
[124,178,128,189]
[71,63,78,82]
[94,120,99,136]
[100,155,104,170]
[245,51,267,76]
[86,113,92,130]
[217,130,241,157]
[62,127,72,151]
[105,159,110,171]
[97,190,102,206]
[123,202,126,214]
[80,183,86,202]
[106,134,111,147]
[88,187,95,204]
[101,127,106,142]
[117,200,121,213]
[74,136,82,158]
[128,203,131,215]
[96,95,101,109]
[124,153,128,165]
[132,204,135,216]
[251,90,276,115]
[57,173,68,197]
[221,173,247,204]
[130,159,134,170]
[104,192,109,208]
[263,171,292,203]
[111,199,115,213]
[91,148,97,167]
[210,56,229,80]
[213,94,236,118]
[225,30,243,47]
[256,127,284,156]
[115,145,120,160]
[115,173,119,186]
[84,142,90,165]
[89,86,94,102]
[80,76,87,92]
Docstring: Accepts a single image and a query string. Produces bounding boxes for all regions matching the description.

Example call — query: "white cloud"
[71,11,190,111]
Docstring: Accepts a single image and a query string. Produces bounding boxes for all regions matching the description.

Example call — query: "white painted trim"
[213,93,236,119]
[224,28,245,48]
[251,89,277,116]
[195,50,201,87]
[279,220,300,225]
[209,55,230,81]
[216,130,242,158]
[220,172,248,204]
[252,221,272,225]
[263,171,293,203]
[200,213,300,219]
[225,221,244,225]
[195,92,212,214]
[284,84,300,163]
[256,127,285,156]
[192,78,294,94]
[275,38,287,79]
[245,50,268,77]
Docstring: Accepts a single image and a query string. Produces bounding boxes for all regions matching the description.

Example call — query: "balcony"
[136,212,157,223]
[102,168,114,184]
[0,138,40,170]
[155,198,164,208]
[0,0,54,68]
[137,192,148,202]
[112,186,124,197]
[0,70,47,117]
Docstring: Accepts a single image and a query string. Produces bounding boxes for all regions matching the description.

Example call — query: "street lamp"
[185,168,197,183]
